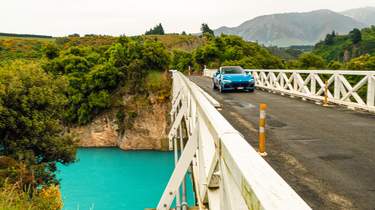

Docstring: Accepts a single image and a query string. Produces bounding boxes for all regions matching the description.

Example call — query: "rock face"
[73,103,169,151]
[73,115,119,147]
[119,103,169,150]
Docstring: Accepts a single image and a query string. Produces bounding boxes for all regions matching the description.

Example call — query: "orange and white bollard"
[258,104,267,156]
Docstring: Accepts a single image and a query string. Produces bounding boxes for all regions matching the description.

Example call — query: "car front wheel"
[219,83,224,93]
[212,81,217,90]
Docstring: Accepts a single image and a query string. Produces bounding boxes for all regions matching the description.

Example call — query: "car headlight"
[222,80,232,83]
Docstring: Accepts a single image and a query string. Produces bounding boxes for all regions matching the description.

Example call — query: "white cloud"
[1,0,374,36]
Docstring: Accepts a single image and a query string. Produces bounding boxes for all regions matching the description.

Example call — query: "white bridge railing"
[252,69,375,112]
[156,71,311,210]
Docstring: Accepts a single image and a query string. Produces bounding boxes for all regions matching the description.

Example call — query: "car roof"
[220,66,242,68]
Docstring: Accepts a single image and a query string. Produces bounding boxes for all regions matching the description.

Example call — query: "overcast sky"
[1,0,375,36]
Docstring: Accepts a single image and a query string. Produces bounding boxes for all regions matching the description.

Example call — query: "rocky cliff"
[73,99,170,151]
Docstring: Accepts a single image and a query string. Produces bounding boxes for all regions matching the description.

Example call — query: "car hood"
[223,74,253,81]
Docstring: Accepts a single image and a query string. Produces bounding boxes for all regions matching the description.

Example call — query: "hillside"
[214,9,365,47]
[57,34,205,52]
[313,26,375,62]
[0,37,53,61]
[341,7,375,26]
[0,34,206,65]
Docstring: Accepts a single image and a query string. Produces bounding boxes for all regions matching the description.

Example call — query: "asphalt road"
[190,76,375,210]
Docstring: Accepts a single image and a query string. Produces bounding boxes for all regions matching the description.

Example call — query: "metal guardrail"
[157,70,311,210]
[252,69,375,112]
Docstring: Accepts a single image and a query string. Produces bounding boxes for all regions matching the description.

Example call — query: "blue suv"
[212,66,255,93]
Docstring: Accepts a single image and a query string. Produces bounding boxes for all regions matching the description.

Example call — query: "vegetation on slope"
[43,36,170,125]
[0,38,53,62]
[314,26,375,62]
[171,34,285,72]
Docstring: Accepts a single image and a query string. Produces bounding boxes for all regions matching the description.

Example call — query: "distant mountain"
[214,9,366,47]
[341,7,375,26]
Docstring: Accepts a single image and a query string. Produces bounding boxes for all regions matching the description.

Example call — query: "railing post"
[334,73,341,100]
[280,72,285,91]
[367,73,375,107]
[173,136,181,210]
[323,81,329,107]
[311,73,316,95]
[293,72,298,93]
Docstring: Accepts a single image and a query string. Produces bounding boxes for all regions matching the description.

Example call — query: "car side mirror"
[215,71,220,76]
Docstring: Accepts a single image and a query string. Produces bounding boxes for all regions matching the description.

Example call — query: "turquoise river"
[58,148,194,210]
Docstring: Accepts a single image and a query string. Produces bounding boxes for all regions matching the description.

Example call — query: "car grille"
[225,81,254,88]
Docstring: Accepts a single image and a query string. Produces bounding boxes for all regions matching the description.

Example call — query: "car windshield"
[222,67,244,74]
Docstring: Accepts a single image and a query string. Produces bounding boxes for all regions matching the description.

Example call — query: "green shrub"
[0,181,63,210]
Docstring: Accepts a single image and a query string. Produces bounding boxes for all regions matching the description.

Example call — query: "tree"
[171,50,193,72]
[201,23,214,36]
[145,23,165,35]
[327,61,343,70]
[68,33,80,37]
[43,43,60,59]
[298,53,326,69]
[181,31,187,35]
[349,28,362,44]
[0,61,77,187]
[324,33,334,45]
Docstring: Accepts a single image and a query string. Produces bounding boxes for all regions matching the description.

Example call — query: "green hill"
[313,26,375,62]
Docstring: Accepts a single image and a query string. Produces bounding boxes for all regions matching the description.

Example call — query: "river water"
[58,148,194,210]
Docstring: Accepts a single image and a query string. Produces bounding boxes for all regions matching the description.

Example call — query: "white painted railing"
[252,70,375,112]
[203,68,218,78]
[157,70,311,210]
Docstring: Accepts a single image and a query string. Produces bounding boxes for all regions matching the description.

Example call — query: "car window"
[222,67,244,74]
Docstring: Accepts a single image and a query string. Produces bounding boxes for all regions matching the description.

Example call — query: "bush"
[346,54,375,70]
[171,50,193,72]
[298,53,326,69]
[0,181,62,210]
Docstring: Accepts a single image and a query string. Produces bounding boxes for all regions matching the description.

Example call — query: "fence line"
[251,69,375,112]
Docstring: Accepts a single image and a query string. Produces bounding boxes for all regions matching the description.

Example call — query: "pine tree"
[145,23,165,35]
[201,23,214,36]
[349,28,362,44]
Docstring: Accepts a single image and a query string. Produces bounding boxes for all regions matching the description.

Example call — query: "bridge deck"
[190,76,375,210]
